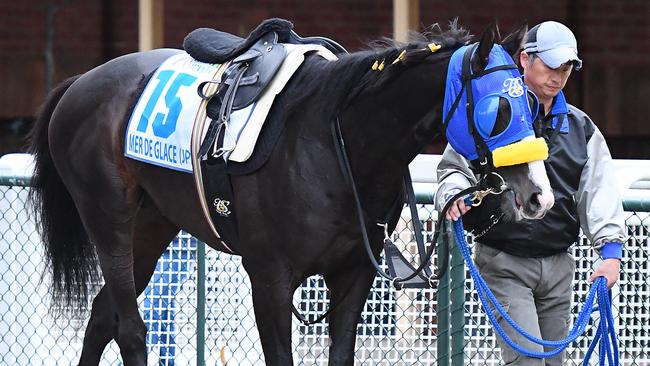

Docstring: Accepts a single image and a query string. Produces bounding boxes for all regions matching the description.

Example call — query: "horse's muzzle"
[520,191,554,220]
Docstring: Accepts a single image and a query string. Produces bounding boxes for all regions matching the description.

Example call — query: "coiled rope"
[452,216,618,365]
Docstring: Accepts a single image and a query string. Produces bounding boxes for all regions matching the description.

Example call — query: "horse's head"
[443,23,554,221]
[321,21,552,221]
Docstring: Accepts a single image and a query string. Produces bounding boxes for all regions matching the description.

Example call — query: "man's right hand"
[446,197,472,221]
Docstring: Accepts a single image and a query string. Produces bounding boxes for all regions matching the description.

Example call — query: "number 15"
[136,70,197,138]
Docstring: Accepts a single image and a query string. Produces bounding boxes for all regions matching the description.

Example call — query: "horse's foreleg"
[325,262,377,366]
[77,197,178,365]
[245,261,296,366]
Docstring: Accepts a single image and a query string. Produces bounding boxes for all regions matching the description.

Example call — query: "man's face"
[520,52,573,101]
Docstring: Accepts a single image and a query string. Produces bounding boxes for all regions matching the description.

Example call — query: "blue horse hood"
[443,45,537,161]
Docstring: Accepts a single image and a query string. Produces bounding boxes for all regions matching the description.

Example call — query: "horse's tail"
[27,74,99,314]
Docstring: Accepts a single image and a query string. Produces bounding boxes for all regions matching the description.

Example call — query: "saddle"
[184,18,346,64]
[184,18,346,158]
[185,19,346,254]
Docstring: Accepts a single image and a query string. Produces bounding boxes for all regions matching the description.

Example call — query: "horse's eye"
[492,97,512,137]
[474,96,511,138]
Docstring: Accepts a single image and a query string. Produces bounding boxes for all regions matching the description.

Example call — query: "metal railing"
[1,154,649,365]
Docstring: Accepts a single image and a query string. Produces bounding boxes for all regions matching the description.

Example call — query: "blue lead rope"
[451,218,619,365]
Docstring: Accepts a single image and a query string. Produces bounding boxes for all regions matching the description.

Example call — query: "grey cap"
[524,21,582,70]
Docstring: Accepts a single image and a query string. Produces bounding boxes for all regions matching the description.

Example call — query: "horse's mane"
[288,20,472,115]
[348,20,472,97]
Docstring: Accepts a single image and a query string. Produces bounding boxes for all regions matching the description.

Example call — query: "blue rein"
[452,203,619,365]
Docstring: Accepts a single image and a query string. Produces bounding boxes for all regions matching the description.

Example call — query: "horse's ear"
[474,22,498,72]
[494,22,502,43]
[501,23,529,60]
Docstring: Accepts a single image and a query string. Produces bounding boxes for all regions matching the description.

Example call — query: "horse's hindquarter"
[47,49,200,230]
[49,49,182,174]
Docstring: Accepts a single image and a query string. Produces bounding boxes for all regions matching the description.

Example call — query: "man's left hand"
[590,258,621,288]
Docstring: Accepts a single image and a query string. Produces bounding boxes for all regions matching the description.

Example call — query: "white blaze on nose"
[527,160,554,211]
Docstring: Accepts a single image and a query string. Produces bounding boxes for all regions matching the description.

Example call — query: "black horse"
[28,21,550,365]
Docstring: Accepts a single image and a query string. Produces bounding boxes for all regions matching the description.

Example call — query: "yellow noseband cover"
[492,137,549,167]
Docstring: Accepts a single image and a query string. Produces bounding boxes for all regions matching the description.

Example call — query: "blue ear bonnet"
[443,44,538,161]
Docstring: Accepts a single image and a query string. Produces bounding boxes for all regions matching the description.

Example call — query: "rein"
[290,119,501,325]
[331,117,507,288]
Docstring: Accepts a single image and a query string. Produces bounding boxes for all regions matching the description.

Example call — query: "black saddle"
[188,18,346,159]
[184,18,346,64]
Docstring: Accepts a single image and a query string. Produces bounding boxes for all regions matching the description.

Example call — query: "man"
[435,21,626,365]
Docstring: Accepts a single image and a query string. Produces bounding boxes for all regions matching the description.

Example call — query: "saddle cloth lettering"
[125,53,219,172]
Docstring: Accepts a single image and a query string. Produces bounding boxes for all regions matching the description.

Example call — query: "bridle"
[442,43,521,190]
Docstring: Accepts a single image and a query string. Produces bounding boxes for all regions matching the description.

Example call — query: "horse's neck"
[342,61,447,190]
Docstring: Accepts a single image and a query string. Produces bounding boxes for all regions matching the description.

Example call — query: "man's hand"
[445,197,472,221]
[590,258,621,288]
